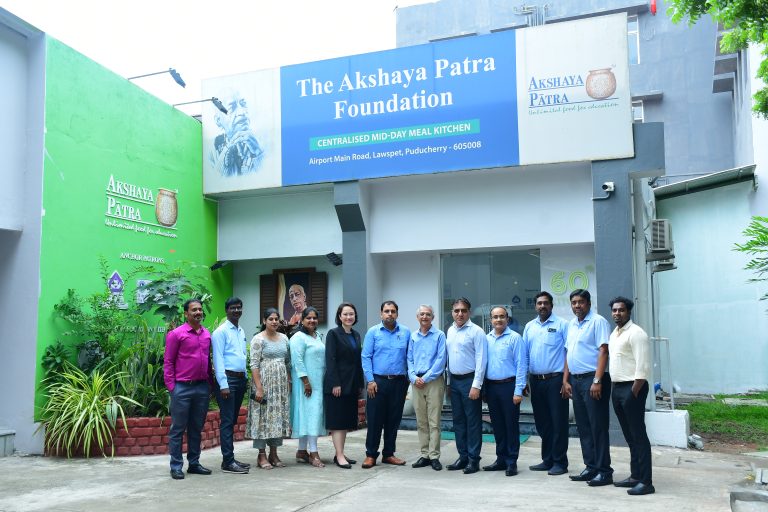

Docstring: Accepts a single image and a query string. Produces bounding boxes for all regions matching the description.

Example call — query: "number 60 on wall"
[550,270,589,295]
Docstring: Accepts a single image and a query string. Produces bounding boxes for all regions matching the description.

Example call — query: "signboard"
[203,13,633,193]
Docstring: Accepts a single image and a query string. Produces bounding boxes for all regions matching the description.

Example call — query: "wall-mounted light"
[173,97,228,114]
[326,252,343,266]
[210,260,229,271]
[127,68,186,88]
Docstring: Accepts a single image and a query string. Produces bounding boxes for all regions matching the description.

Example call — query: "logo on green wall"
[105,175,179,238]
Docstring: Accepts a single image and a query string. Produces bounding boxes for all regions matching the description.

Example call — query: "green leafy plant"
[41,341,71,380]
[133,261,213,328]
[53,258,135,372]
[38,363,139,458]
[734,216,768,303]
[113,319,170,417]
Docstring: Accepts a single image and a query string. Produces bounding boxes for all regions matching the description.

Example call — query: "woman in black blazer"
[324,302,365,469]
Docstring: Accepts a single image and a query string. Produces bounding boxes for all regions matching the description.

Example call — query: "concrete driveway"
[0,429,760,512]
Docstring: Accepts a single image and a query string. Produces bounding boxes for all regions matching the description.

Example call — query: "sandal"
[258,453,273,470]
[309,452,325,468]
[295,450,310,464]
[269,455,286,468]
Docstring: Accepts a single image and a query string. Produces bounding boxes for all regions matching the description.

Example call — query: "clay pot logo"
[155,188,178,227]
[585,68,617,99]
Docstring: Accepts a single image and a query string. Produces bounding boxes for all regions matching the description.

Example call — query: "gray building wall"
[396,0,734,181]
[0,9,46,454]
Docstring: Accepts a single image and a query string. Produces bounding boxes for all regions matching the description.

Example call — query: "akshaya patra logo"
[527,67,618,114]
[104,174,179,238]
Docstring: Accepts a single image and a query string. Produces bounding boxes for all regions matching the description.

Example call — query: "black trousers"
[612,381,652,485]
[570,372,612,475]
[530,374,569,469]
[365,376,408,458]
[486,380,520,466]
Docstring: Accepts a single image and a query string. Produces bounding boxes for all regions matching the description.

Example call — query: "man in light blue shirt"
[361,300,411,468]
[524,291,570,476]
[211,297,250,474]
[445,297,487,475]
[483,306,528,477]
[562,289,613,486]
[407,305,447,471]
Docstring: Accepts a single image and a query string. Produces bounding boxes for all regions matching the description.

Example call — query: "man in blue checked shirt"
[407,305,447,471]
[523,291,570,476]
[361,300,412,469]
[482,306,528,477]
[211,297,251,474]
[562,289,613,487]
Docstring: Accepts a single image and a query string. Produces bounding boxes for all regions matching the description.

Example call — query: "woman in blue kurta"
[289,307,326,467]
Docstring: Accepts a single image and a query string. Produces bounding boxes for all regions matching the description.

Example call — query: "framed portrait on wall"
[261,268,327,325]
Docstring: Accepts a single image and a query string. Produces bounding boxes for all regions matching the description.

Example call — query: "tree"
[734,216,768,303]
[668,0,768,118]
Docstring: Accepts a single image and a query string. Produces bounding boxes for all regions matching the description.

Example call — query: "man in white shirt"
[608,296,654,496]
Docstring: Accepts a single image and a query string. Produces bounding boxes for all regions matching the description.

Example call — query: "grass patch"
[679,395,768,448]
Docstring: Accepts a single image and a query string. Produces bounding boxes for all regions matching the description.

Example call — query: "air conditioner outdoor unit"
[650,219,673,252]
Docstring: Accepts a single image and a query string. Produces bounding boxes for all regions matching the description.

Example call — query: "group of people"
[163,289,654,496]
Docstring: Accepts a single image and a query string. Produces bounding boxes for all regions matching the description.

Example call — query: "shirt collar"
[536,313,556,326]
[223,319,241,331]
[453,319,475,330]
[378,321,400,333]
[417,325,437,336]
[614,319,635,334]
[489,326,512,339]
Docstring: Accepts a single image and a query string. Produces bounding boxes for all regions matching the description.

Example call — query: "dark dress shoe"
[412,457,432,468]
[221,461,249,474]
[362,456,377,469]
[569,468,598,481]
[187,464,212,475]
[462,461,480,474]
[614,477,640,488]
[234,459,251,469]
[505,464,518,476]
[333,456,351,469]
[431,459,443,471]
[548,465,568,476]
[170,469,184,480]
[482,461,507,471]
[529,462,552,471]
[382,455,407,465]
[627,482,655,495]
[587,473,614,487]
[446,458,468,471]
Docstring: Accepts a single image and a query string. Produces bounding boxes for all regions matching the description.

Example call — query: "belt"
[225,370,246,378]
[450,372,475,381]
[530,372,563,381]
[613,381,633,386]
[176,379,207,385]
[374,374,406,380]
[486,376,516,384]
[571,371,596,380]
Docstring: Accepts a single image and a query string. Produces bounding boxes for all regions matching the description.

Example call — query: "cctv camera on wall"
[602,181,615,192]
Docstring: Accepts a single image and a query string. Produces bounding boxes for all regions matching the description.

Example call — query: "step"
[0,428,15,457]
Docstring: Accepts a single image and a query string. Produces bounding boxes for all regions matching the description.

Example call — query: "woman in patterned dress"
[289,307,326,468]
[245,308,291,469]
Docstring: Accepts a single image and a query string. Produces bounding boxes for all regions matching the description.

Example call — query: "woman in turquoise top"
[289,307,326,467]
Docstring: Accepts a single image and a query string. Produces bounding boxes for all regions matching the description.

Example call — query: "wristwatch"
[592,377,601,385]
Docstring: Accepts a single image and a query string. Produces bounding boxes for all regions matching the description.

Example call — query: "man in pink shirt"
[164,299,213,480]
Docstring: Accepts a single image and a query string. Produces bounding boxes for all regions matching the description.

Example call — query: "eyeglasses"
[491,315,507,320]
[453,308,468,313]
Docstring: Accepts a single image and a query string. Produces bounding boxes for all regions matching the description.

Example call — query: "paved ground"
[0,429,762,512]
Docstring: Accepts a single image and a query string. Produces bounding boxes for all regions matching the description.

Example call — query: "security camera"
[602,181,615,192]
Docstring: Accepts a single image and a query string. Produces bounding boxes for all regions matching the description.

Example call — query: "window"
[440,250,541,335]
[628,15,640,65]
[632,100,644,123]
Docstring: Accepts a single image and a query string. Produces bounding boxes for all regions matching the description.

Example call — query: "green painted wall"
[36,38,232,414]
